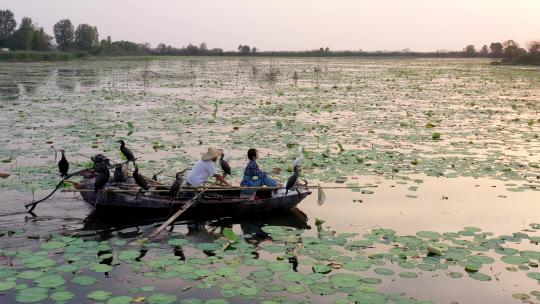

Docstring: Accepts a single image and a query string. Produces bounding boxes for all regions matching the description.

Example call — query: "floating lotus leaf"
[399,272,418,278]
[343,260,371,271]
[286,284,305,294]
[329,273,362,288]
[361,277,382,284]
[169,239,189,246]
[501,255,528,265]
[34,274,65,288]
[236,285,260,297]
[55,264,79,272]
[180,299,203,304]
[308,282,336,295]
[0,281,16,291]
[86,290,112,301]
[118,250,141,262]
[203,299,229,304]
[312,264,332,274]
[446,271,463,278]
[196,242,223,251]
[50,291,74,302]
[469,272,491,281]
[41,241,66,250]
[527,272,540,281]
[279,272,306,282]
[267,262,291,272]
[72,275,97,286]
[348,291,386,304]
[15,287,48,303]
[91,263,113,273]
[416,231,442,239]
[15,271,43,280]
[107,296,133,304]
[148,293,177,304]
[521,251,540,260]
[264,284,286,292]
[374,268,394,275]
[263,244,286,253]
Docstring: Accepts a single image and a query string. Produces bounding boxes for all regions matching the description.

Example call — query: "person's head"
[202,147,223,162]
[247,148,258,161]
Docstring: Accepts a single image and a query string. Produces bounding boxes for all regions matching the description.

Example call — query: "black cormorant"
[220,154,231,177]
[94,170,110,192]
[133,166,149,193]
[286,166,301,194]
[113,165,126,183]
[169,171,185,199]
[58,149,69,179]
[117,140,136,165]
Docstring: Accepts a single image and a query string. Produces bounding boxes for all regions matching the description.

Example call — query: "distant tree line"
[1,9,539,65]
[462,40,540,64]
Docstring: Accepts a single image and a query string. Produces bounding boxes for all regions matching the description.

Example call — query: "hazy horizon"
[2,0,540,52]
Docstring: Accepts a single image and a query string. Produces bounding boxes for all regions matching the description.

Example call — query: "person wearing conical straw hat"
[186,147,231,187]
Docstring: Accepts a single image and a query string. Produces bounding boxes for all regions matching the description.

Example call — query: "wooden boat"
[75,170,311,218]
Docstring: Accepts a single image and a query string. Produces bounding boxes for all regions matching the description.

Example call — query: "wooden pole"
[148,190,206,238]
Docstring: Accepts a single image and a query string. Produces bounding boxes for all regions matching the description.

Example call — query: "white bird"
[223,147,232,162]
[293,146,304,167]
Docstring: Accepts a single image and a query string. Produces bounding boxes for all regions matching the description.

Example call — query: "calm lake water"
[1,57,540,304]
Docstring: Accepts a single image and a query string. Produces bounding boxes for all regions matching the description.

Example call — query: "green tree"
[527,41,540,55]
[238,45,250,54]
[0,9,17,47]
[31,27,51,51]
[502,40,526,60]
[9,17,34,50]
[463,44,476,57]
[489,42,503,58]
[100,35,112,53]
[480,45,489,55]
[75,24,99,52]
[53,19,74,51]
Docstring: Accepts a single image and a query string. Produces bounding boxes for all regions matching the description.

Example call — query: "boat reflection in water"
[80,208,309,265]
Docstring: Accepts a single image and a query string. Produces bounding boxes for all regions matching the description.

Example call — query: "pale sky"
[3,0,540,52]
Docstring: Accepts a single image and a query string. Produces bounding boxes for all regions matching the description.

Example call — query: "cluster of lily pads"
[2,219,540,303]
[0,59,539,195]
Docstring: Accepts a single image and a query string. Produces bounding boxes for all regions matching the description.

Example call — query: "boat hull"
[77,176,311,218]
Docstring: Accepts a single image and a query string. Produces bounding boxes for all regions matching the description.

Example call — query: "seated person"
[186,147,231,187]
[240,149,279,197]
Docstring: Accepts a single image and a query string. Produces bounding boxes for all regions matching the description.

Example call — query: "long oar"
[147,190,207,238]
[25,169,88,213]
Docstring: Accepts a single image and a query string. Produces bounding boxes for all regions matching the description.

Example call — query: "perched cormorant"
[169,171,184,199]
[94,170,110,192]
[117,140,136,165]
[133,166,149,193]
[58,149,69,179]
[220,154,232,177]
[113,165,126,183]
[286,166,301,194]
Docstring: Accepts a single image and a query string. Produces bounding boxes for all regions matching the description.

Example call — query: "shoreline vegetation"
[1,50,539,65]
[0,9,539,65]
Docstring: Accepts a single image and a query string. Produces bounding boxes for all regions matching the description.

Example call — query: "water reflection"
[56,68,77,92]
[0,80,19,101]
[80,208,309,242]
